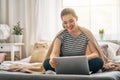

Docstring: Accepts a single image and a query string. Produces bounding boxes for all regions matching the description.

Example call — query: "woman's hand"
[49,58,58,68]
[49,38,61,68]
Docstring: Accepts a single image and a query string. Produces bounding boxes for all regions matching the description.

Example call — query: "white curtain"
[0,0,63,57]
[110,0,120,40]
[36,0,63,42]
[114,0,120,40]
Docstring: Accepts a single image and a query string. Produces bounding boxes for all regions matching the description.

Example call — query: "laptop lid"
[53,56,90,75]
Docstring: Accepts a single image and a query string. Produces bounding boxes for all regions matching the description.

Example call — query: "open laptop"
[53,56,90,75]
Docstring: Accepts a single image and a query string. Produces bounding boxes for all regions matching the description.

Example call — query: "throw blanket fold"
[45,26,109,64]
[102,62,120,72]
[0,63,44,74]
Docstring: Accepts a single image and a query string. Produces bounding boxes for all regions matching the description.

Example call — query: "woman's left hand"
[49,58,58,68]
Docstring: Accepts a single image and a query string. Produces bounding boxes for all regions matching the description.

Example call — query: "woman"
[43,8,106,73]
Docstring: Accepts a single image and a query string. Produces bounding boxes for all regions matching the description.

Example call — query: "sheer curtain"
[0,0,63,57]
[112,0,120,40]
[36,0,63,42]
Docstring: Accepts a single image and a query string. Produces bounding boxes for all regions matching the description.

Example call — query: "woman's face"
[62,14,78,32]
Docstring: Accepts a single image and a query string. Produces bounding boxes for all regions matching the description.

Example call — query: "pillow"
[116,47,120,56]
[29,42,49,63]
[107,42,119,60]
[0,53,6,63]
[98,41,120,60]
[100,44,108,57]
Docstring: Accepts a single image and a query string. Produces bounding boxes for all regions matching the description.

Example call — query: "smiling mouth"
[69,26,74,30]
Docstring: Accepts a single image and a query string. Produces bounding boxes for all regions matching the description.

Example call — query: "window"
[63,0,120,40]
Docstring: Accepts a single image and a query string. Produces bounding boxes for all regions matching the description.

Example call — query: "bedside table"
[0,43,24,61]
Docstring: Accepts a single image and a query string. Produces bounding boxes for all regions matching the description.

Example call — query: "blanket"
[102,62,120,72]
[0,63,44,74]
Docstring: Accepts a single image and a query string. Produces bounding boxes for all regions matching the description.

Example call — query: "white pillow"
[98,41,119,60]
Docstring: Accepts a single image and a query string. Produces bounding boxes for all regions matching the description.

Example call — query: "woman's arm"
[50,38,61,58]
[49,38,61,68]
[86,41,99,60]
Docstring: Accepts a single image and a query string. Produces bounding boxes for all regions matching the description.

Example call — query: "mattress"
[0,71,120,80]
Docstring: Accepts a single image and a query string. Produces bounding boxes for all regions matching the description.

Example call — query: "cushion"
[116,47,120,56]
[0,53,6,63]
[98,41,120,60]
[100,44,108,57]
[29,42,49,63]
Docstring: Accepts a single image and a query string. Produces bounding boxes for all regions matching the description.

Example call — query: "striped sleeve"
[57,32,64,43]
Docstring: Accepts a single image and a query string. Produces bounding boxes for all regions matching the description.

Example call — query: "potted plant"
[99,29,104,40]
[12,21,23,43]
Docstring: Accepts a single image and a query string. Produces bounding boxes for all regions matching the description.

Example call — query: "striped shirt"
[57,29,89,57]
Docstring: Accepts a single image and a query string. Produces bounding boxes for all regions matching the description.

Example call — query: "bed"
[0,70,120,80]
[0,41,120,80]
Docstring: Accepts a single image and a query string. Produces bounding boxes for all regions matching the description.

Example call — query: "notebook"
[53,56,90,75]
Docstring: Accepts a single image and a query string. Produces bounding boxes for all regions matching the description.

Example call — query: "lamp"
[0,24,10,43]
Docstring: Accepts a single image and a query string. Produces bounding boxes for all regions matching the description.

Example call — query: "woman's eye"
[63,22,67,25]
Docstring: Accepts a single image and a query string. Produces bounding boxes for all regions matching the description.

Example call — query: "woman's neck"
[69,26,81,36]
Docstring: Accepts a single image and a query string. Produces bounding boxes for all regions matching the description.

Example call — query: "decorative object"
[0,43,24,61]
[99,29,104,40]
[30,42,49,63]
[0,24,10,43]
[12,21,23,43]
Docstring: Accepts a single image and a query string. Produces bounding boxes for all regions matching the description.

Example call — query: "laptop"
[53,56,90,75]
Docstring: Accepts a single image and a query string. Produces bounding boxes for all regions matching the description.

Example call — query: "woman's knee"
[43,59,55,71]
[89,57,104,73]
[43,59,50,66]
[89,57,103,65]
[95,57,104,67]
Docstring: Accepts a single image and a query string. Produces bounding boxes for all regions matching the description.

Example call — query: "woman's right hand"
[49,58,58,68]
